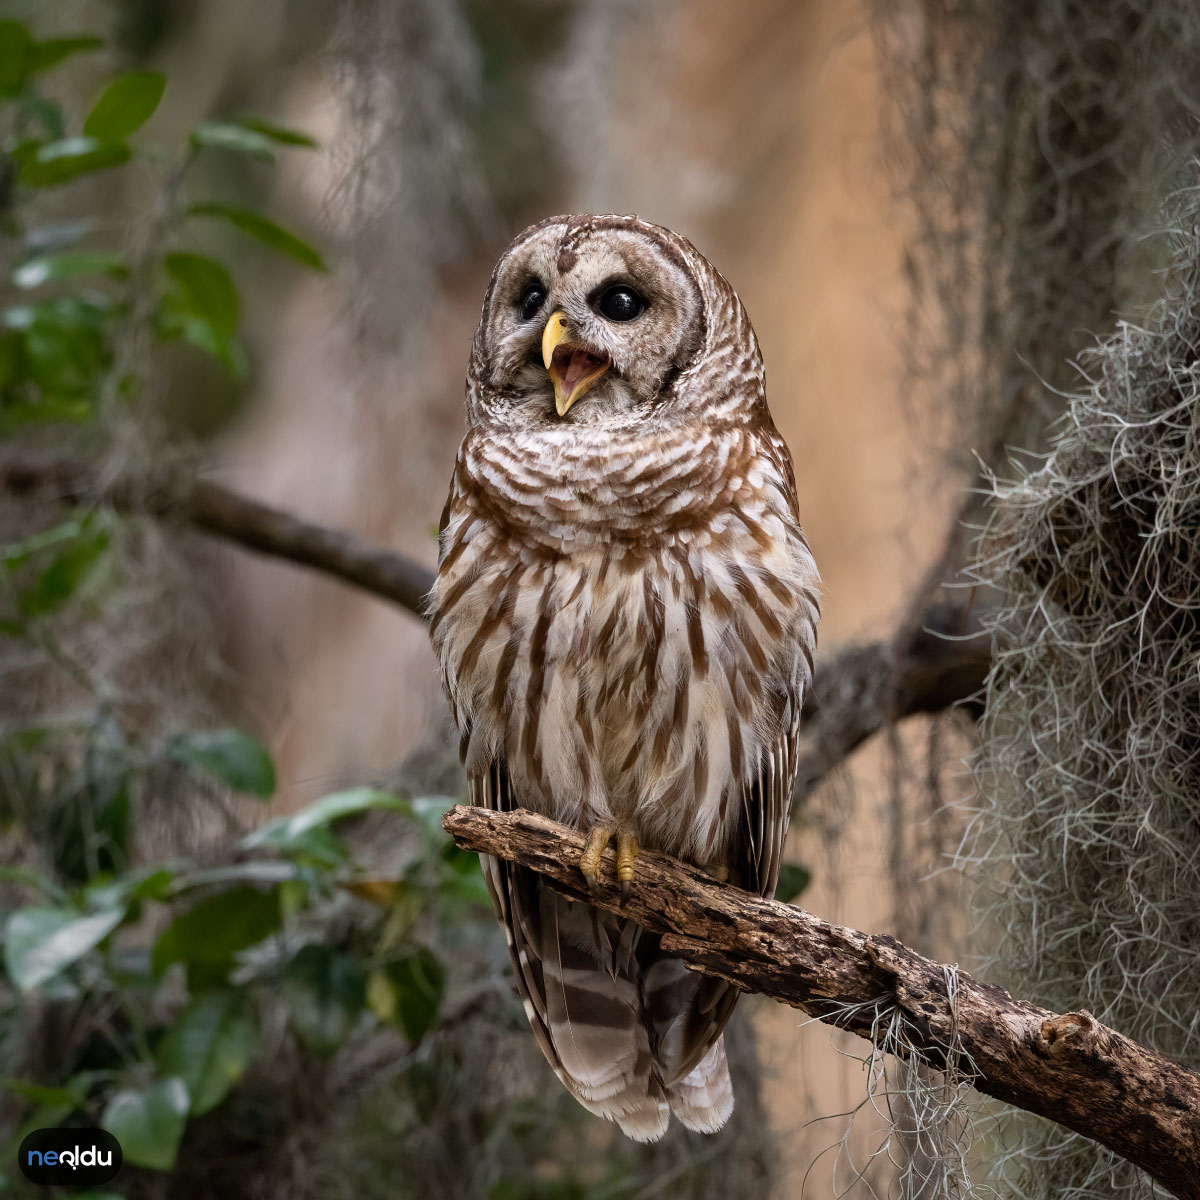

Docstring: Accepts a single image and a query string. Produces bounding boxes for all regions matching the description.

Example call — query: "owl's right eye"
[518,284,546,322]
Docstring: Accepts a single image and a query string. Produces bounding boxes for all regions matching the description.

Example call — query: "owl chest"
[433,521,797,853]
[446,549,720,778]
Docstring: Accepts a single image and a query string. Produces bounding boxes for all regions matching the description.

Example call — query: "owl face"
[471,216,710,429]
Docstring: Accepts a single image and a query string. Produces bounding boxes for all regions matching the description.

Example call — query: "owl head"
[467,214,762,430]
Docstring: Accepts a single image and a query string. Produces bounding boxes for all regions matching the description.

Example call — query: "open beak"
[541,310,610,417]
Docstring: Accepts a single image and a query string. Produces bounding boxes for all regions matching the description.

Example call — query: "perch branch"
[443,804,1200,1200]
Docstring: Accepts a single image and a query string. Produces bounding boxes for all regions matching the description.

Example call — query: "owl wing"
[640,704,802,1122]
[469,755,673,1140]
[738,693,801,897]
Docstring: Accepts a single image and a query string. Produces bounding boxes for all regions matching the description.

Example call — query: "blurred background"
[4,0,1199,1197]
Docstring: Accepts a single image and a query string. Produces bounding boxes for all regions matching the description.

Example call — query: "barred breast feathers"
[429,418,820,865]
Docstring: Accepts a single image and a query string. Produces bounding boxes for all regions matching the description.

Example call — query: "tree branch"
[795,600,992,797]
[443,804,1200,1200]
[0,449,435,619]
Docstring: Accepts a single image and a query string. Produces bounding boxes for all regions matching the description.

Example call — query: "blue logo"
[18,1128,122,1187]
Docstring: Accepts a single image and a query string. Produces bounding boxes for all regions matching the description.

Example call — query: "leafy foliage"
[0,16,472,1198]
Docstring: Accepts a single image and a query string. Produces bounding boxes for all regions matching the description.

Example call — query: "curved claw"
[579,825,614,893]
[617,831,639,906]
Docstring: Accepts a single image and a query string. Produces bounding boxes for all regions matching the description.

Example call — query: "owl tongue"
[551,344,609,394]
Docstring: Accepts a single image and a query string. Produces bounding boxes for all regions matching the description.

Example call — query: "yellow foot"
[579,825,615,893]
[617,831,639,905]
[707,861,730,884]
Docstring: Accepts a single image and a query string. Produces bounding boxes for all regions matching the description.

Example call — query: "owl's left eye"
[595,284,646,322]
[518,283,546,322]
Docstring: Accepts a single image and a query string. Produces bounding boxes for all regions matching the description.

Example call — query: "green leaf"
[187,203,324,270]
[775,862,811,904]
[168,728,275,797]
[17,92,65,139]
[0,20,32,97]
[18,525,108,616]
[232,115,318,148]
[436,842,491,914]
[29,36,103,73]
[26,219,99,254]
[151,885,280,983]
[15,251,128,289]
[83,865,176,913]
[189,121,277,162]
[162,252,238,333]
[156,990,258,1116]
[244,788,407,852]
[5,1072,93,1109]
[14,138,132,187]
[0,866,69,903]
[1,296,113,407]
[4,905,124,990]
[83,71,166,140]
[367,947,445,1043]
[1,519,86,569]
[283,945,365,1055]
[409,795,459,842]
[172,861,297,892]
[101,1077,189,1170]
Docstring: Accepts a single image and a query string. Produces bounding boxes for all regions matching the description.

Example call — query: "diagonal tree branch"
[794,600,991,798]
[443,804,1200,1200]
[0,449,436,618]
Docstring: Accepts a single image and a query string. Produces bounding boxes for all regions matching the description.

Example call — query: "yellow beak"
[541,309,610,417]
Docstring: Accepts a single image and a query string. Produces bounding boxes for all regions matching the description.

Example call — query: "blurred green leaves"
[188,203,325,270]
[83,71,165,140]
[151,886,281,985]
[156,251,244,376]
[167,728,276,797]
[0,22,100,97]
[14,250,128,289]
[2,516,109,624]
[190,115,316,162]
[12,137,131,188]
[284,945,366,1055]
[4,904,124,990]
[0,13,468,1181]
[28,36,103,73]
[775,862,812,904]
[0,19,32,96]
[156,991,258,1115]
[102,1077,189,1169]
[368,947,445,1043]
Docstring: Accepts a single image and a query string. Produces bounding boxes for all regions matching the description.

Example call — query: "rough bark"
[443,804,1200,1200]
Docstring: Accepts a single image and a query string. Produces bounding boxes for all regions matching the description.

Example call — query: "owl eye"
[596,284,646,322]
[518,283,546,322]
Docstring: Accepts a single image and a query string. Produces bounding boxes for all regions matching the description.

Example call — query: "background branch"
[0,449,436,619]
[443,804,1200,1200]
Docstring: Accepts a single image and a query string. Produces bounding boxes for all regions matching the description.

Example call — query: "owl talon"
[579,825,615,892]
[617,831,639,905]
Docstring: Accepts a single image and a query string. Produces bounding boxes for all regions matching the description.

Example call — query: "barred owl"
[430,214,819,1141]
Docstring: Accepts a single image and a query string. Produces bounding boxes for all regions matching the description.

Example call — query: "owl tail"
[537,888,739,1142]
[538,889,672,1141]
[666,1037,735,1133]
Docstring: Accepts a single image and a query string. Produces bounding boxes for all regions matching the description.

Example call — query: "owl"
[429,214,819,1141]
